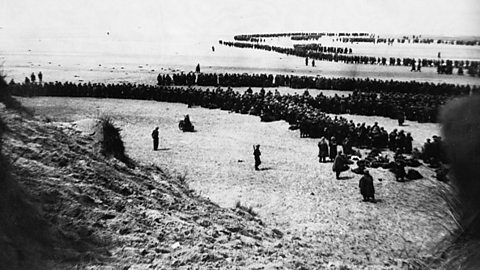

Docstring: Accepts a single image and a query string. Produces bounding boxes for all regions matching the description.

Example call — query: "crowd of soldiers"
[155,72,476,123]
[23,72,43,85]
[219,40,480,75]
[232,32,479,46]
[11,75,454,196]
[9,81,413,153]
[159,72,476,95]
[308,91,443,123]
[233,32,370,42]
[293,43,353,54]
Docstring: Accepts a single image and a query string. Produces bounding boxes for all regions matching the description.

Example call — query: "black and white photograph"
[1,0,480,269]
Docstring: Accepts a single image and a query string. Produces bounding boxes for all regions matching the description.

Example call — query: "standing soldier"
[253,144,261,171]
[318,137,329,163]
[305,57,309,66]
[398,111,405,126]
[405,133,413,154]
[38,71,43,84]
[329,136,337,162]
[30,72,36,84]
[359,170,376,202]
[151,127,159,151]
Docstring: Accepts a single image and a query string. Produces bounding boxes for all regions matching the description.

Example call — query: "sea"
[1,29,480,86]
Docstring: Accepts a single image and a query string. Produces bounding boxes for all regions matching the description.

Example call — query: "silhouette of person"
[151,127,159,150]
[398,111,405,126]
[30,72,36,83]
[38,71,43,84]
[318,137,328,163]
[184,114,192,127]
[196,64,201,73]
[253,145,261,170]
[332,150,349,179]
[359,169,376,202]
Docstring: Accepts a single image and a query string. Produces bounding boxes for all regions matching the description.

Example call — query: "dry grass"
[235,201,257,217]
[97,115,133,166]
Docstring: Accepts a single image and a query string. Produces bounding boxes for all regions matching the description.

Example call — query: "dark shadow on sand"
[337,176,354,180]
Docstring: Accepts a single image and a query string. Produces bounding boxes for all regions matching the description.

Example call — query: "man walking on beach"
[253,145,261,171]
[151,127,159,151]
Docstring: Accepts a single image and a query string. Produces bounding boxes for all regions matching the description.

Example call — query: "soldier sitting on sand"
[391,159,406,182]
[332,150,349,179]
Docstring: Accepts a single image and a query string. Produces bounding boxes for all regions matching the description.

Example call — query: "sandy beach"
[19,96,451,266]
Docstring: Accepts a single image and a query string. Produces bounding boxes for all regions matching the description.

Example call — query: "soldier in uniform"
[318,137,329,163]
[332,150,349,179]
[253,145,261,170]
[359,169,376,202]
[151,127,159,151]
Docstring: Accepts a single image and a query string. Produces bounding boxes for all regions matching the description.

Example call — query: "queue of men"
[220,40,480,75]
[159,72,475,95]
[156,72,476,123]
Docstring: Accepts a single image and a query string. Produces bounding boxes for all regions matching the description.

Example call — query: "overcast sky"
[1,0,479,40]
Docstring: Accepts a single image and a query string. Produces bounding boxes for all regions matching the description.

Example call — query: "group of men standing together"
[151,125,376,203]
